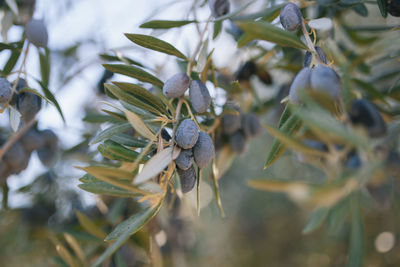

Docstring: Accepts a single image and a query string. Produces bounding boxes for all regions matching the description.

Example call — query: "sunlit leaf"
[133,146,173,185]
[125,110,156,140]
[125,34,188,60]
[39,48,50,87]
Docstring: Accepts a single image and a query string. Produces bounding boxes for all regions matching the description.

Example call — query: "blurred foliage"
[1,0,400,266]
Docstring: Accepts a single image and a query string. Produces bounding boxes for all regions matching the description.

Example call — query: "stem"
[0,118,36,161]
[186,15,212,76]
[301,20,327,67]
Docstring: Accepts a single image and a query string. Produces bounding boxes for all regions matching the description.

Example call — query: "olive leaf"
[140,20,196,29]
[78,182,141,198]
[113,82,168,115]
[264,124,328,157]
[98,140,146,162]
[90,122,132,145]
[236,21,309,50]
[264,113,302,169]
[76,211,107,240]
[133,146,173,185]
[302,207,330,234]
[124,110,156,140]
[92,201,163,267]
[376,0,387,18]
[125,34,188,60]
[103,64,163,88]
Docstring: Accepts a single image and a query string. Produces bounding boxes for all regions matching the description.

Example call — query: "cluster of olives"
[220,109,263,155]
[0,128,58,178]
[162,74,215,193]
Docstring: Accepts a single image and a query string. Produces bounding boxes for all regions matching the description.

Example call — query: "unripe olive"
[222,113,241,134]
[177,166,197,193]
[209,0,230,18]
[304,46,327,67]
[21,129,45,152]
[163,73,191,98]
[26,19,48,48]
[175,119,199,149]
[229,131,248,155]
[189,80,211,113]
[242,113,263,138]
[37,129,58,166]
[0,78,12,104]
[388,0,400,17]
[193,132,214,168]
[16,91,42,122]
[280,3,303,32]
[348,99,387,138]
[289,67,312,103]
[310,65,341,100]
[175,149,194,170]
[10,78,27,106]
[236,61,257,82]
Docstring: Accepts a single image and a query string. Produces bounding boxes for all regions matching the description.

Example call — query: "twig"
[0,118,36,161]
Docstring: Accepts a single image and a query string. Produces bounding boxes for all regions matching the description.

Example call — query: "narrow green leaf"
[103,64,163,88]
[377,0,388,18]
[92,201,163,266]
[39,48,50,87]
[2,41,23,75]
[99,53,144,67]
[296,107,368,149]
[233,4,283,22]
[105,83,162,115]
[76,211,107,240]
[125,33,188,60]
[213,20,223,40]
[37,80,65,122]
[277,104,292,129]
[110,133,148,148]
[264,113,302,169]
[264,124,327,157]
[78,182,141,198]
[124,110,156,140]
[98,140,145,162]
[90,122,132,145]
[347,195,364,267]
[140,20,196,29]
[237,21,309,50]
[113,82,167,115]
[302,207,330,234]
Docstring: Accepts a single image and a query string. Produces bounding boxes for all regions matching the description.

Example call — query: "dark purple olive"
[280,3,303,32]
[177,166,197,193]
[348,99,387,138]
